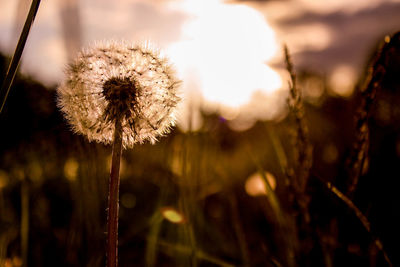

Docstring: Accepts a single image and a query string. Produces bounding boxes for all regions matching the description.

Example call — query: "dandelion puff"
[57,40,181,148]
[57,40,181,267]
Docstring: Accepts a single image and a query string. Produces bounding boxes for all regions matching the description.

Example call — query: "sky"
[0,0,399,129]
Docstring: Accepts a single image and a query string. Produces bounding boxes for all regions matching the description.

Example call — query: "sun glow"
[167,0,282,108]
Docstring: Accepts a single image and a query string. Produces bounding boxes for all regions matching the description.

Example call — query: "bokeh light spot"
[64,158,79,181]
[329,65,356,97]
[121,193,136,209]
[245,171,277,197]
[0,170,9,189]
[4,256,22,267]
[303,76,325,102]
[161,207,185,224]
[28,161,43,183]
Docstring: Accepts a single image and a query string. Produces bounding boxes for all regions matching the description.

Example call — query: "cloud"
[80,0,187,46]
[275,1,400,73]
[0,0,188,84]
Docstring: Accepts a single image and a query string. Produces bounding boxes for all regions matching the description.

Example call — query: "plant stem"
[21,178,29,267]
[229,192,250,267]
[0,0,41,113]
[325,181,392,267]
[107,118,123,267]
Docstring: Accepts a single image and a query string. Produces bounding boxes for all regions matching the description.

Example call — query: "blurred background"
[0,0,400,266]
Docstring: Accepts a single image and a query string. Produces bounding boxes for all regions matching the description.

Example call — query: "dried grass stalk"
[347,33,400,196]
[284,45,313,195]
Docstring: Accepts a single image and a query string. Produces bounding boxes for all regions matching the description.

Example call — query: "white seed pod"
[57,40,181,148]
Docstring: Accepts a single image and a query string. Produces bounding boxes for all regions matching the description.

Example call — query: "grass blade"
[0,0,41,113]
[325,181,393,267]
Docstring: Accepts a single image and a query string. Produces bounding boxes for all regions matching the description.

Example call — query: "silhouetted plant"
[57,40,180,267]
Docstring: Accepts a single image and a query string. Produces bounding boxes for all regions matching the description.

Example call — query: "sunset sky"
[0,0,399,128]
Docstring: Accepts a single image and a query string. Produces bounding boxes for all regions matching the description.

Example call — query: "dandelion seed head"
[57,40,181,148]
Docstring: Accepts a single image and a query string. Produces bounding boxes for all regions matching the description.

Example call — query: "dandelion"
[57,40,181,267]
[57,40,181,147]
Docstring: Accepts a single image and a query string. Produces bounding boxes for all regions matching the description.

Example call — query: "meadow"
[0,2,400,266]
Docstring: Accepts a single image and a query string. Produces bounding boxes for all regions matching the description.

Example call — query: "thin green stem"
[107,118,123,267]
[229,192,250,267]
[180,134,197,267]
[21,178,29,267]
[0,0,41,113]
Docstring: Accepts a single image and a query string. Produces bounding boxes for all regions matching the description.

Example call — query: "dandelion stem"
[107,118,123,267]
